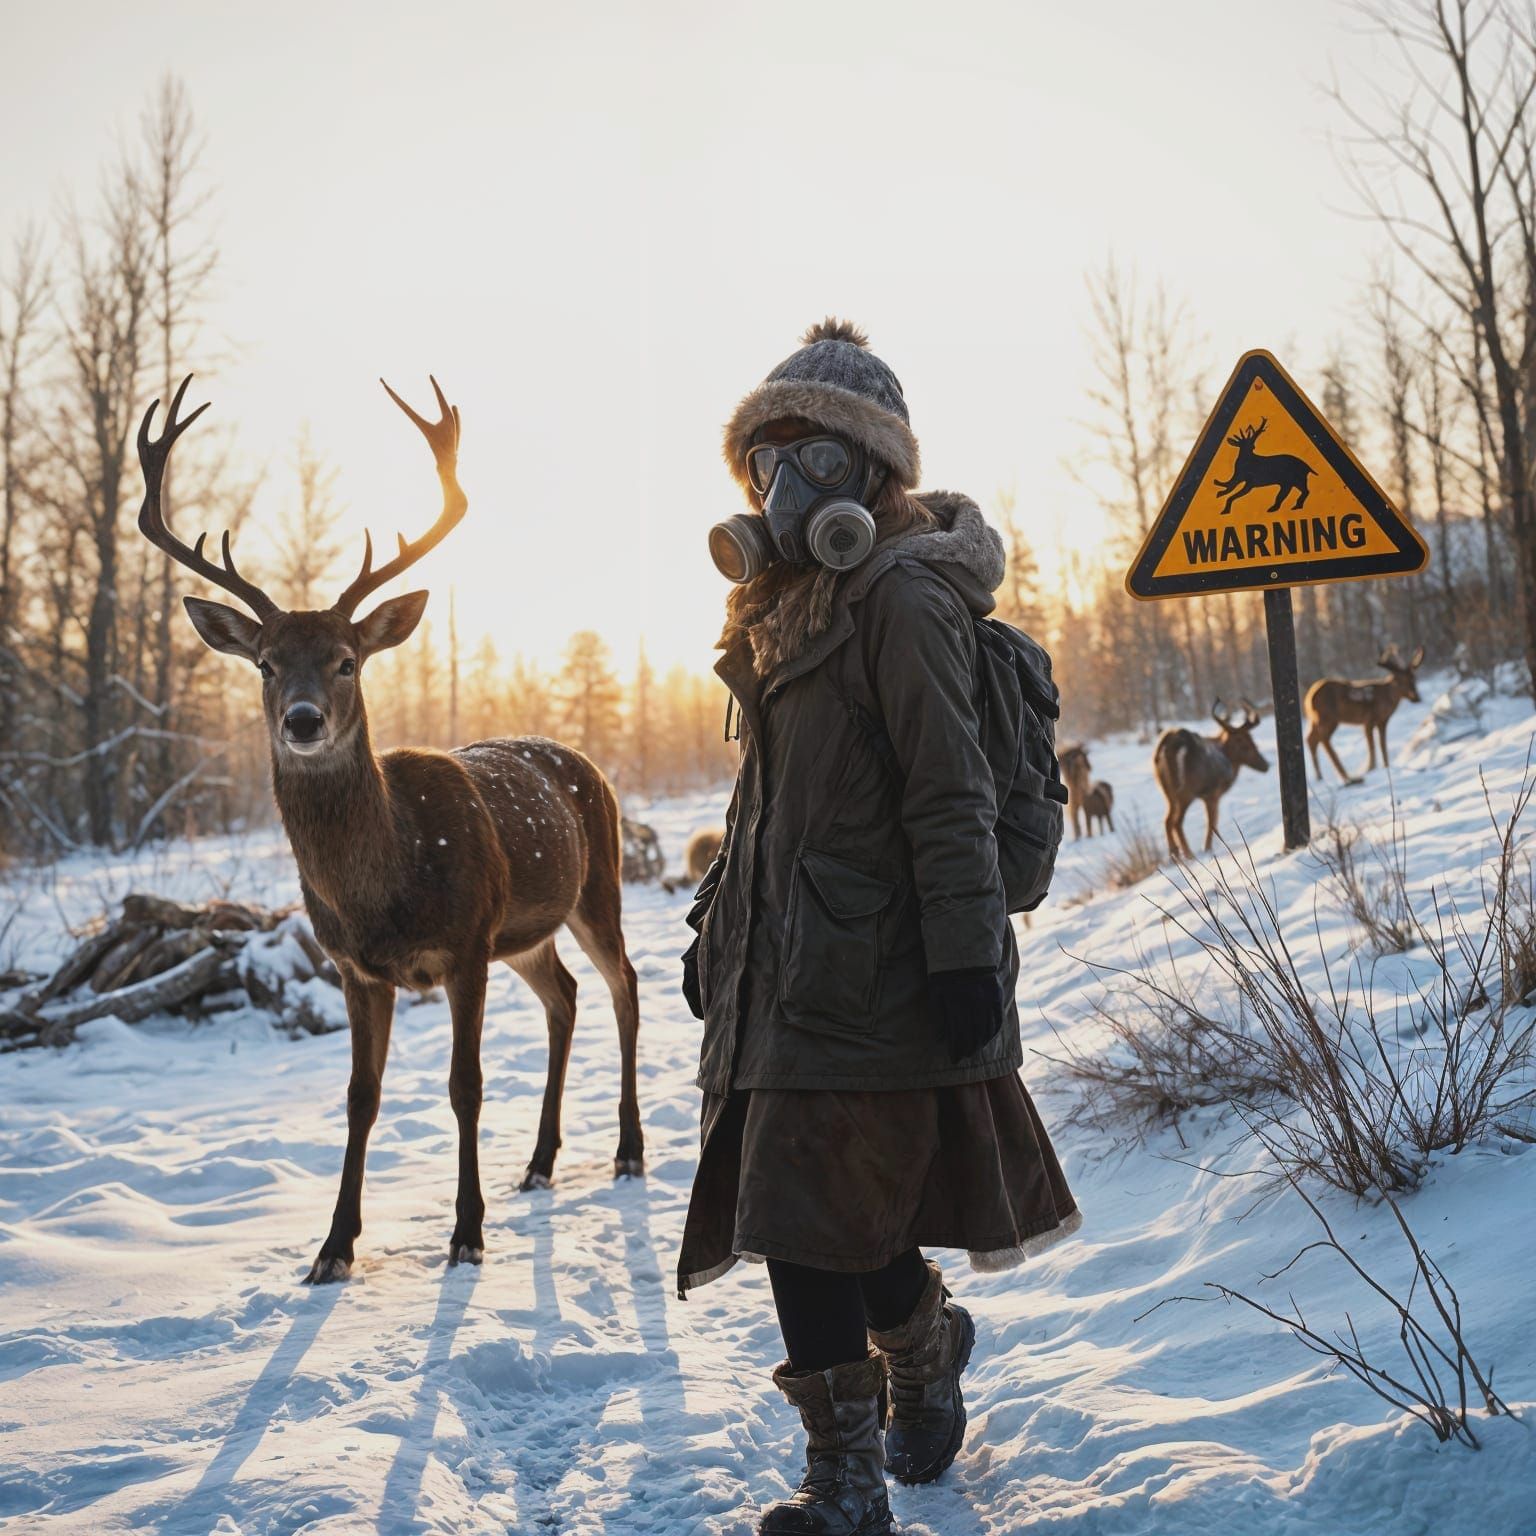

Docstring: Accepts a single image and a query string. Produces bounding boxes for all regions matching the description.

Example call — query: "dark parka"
[688,493,1021,1094]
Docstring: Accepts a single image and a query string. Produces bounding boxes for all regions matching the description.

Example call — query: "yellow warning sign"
[1126,350,1428,600]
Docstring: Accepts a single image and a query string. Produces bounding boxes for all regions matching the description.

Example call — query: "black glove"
[928,966,1005,1063]
[681,935,703,1020]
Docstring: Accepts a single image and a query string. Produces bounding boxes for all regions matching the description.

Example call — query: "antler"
[332,376,467,618]
[1239,698,1260,727]
[137,376,279,620]
[1212,698,1234,729]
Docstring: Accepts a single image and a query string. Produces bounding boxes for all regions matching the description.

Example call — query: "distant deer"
[137,376,643,1285]
[1081,781,1115,836]
[1153,700,1270,860]
[1213,418,1314,515]
[684,826,724,882]
[662,826,725,895]
[1060,744,1093,838]
[1304,645,1424,784]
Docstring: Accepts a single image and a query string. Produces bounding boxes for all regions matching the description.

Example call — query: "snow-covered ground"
[2,673,1534,1536]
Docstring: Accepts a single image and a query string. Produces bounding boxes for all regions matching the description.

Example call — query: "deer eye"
[257,659,273,679]
[338,657,357,677]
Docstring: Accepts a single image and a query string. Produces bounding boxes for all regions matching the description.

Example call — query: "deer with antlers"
[137,376,643,1283]
[1152,701,1270,860]
[1303,645,1424,784]
[1213,418,1314,516]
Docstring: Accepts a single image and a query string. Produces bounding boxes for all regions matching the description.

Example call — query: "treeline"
[3,4,1534,854]
[363,624,737,802]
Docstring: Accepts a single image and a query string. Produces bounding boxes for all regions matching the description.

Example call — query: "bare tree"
[0,226,49,756]
[53,183,151,843]
[1335,0,1536,693]
[1418,325,1460,629]
[1372,278,1424,648]
[134,78,218,809]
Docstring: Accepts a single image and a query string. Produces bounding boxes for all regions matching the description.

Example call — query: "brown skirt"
[676,1073,1079,1294]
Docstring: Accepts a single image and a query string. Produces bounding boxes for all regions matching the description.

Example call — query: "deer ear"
[357,590,429,657]
[1410,646,1425,669]
[184,596,262,661]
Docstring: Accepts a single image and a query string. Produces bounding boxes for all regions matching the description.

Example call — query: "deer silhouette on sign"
[1213,417,1314,515]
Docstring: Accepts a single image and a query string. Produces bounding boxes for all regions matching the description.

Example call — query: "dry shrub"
[1102,812,1165,891]
[1211,1164,1512,1447]
[1052,761,1536,1193]
[1316,809,1414,956]
[1048,939,1286,1142]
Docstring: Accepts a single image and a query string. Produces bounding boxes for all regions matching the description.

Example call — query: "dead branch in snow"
[0,891,342,1050]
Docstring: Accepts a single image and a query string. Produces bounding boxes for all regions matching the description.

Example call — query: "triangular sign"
[1125,350,1429,600]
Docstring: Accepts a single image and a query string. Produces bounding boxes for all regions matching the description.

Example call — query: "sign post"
[1126,350,1429,852]
[1261,587,1310,848]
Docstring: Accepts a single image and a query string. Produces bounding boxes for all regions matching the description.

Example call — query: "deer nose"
[282,702,326,743]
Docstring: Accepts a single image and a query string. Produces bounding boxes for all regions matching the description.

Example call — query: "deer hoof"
[448,1241,484,1266]
[520,1168,554,1192]
[613,1156,645,1180]
[304,1253,352,1285]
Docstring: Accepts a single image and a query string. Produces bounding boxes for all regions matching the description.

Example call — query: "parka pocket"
[778,847,896,1034]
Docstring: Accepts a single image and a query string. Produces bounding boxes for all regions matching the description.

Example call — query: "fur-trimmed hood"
[898,491,1006,616]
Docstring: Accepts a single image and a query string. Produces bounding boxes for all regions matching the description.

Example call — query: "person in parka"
[678,318,1080,1535]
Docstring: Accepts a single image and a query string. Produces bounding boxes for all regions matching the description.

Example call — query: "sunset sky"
[2,0,1397,672]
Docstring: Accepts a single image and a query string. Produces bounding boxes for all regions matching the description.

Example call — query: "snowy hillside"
[2,677,1534,1535]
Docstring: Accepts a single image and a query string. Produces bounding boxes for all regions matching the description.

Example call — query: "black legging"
[768,1247,929,1373]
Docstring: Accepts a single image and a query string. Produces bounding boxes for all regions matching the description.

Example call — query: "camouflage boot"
[868,1260,975,1485]
[759,1351,892,1536]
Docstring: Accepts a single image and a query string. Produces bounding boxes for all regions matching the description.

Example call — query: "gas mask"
[709,432,882,583]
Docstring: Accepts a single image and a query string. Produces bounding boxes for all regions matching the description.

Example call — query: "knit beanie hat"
[722,318,922,495]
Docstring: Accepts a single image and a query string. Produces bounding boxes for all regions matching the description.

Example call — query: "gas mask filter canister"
[709,433,880,584]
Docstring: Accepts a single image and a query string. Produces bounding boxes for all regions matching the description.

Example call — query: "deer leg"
[446,964,488,1265]
[1165,805,1185,861]
[1362,724,1377,774]
[1268,486,1289,513]
[306,975,394,1285]
[1105,806,1115,833]
[509,939,578,1191]
[1318,729,1356,785]
[1379,724,1391,768]
[1294,479,1310,509]
[1203,795,1220,853]
[568,896,645,1181]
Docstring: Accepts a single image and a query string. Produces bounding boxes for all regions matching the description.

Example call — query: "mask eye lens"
[800,439,849,484]
[746,446,777,495]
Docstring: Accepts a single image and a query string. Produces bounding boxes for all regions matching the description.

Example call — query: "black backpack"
[970,617,1068,913]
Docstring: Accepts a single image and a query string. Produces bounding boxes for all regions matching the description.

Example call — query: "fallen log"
[0,891,344,1051]
[36,944,235,1036]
